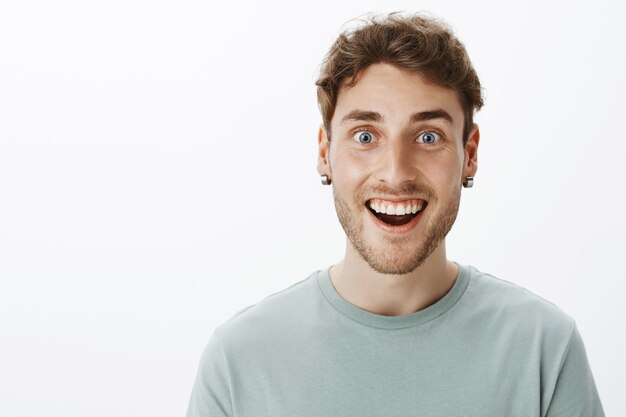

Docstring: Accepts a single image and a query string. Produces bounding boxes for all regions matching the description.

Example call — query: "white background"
[1,0,624,415]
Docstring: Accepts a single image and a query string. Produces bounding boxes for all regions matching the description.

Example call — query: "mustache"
[358,183,436,201]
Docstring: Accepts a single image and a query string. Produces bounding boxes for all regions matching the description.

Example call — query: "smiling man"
[320,62,475,317]
[186,14,604,417]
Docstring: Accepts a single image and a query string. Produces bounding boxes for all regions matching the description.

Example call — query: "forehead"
[332,63,464,128]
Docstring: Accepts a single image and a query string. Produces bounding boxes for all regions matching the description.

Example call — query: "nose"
[373,140,421,187]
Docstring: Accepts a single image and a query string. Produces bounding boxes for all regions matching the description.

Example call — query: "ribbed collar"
[316,262,471,330]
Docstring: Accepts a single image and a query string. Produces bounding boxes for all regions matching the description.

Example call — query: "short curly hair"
[316,13,484,144]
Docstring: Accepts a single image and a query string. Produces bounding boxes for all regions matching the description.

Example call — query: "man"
[186,13,604,416]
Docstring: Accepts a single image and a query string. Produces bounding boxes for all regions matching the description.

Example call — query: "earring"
[321,175,332,185]
[463,176,474,188]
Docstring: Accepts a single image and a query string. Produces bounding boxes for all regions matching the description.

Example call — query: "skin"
[317,63,479,317]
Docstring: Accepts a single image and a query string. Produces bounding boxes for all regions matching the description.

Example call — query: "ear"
[317,125,331,176]
[463,123,479,179]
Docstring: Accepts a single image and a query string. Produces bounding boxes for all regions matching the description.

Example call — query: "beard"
[333,182,461,275]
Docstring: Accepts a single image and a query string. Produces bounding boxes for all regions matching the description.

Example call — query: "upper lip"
[365,197,428,203]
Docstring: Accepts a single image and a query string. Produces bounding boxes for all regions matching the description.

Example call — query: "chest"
[229,330,545,417]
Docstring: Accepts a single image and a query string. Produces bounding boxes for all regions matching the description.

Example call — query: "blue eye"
[417,131,441,144]
[354,131,374,144]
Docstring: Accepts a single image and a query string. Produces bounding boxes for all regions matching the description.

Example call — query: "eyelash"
[350,128,376,143]
[349,128,444,144]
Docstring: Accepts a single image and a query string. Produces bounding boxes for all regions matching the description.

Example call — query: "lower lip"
[366,206,426,235]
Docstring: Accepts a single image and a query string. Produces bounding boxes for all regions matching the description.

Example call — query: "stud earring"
[321,175,332,185]
[463,176,474,188]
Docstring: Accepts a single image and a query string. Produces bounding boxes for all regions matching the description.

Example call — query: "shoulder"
[460,264,576,342]
[213,270,322,347]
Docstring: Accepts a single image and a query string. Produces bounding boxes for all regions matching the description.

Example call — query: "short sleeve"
[544,325,605,417]
[186,327,233,417]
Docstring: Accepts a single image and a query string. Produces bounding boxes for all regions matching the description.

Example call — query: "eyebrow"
[340,109,454,125]
[340,110,383,123]
[410,109,453,124]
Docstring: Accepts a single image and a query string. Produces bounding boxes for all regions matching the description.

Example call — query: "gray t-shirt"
[186,264,604,416]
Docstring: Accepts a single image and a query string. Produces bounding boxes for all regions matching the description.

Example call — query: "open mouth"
[366,198,427,227]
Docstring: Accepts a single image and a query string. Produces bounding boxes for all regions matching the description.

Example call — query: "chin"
[358,240,432,275]
[366,258,425,275]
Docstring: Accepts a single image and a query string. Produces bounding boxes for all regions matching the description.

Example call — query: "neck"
[329,239,458,317]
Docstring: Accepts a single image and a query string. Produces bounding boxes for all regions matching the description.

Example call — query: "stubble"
[332,183,461,275]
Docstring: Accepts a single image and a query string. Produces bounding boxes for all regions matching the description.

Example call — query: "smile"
[365,198,427,231]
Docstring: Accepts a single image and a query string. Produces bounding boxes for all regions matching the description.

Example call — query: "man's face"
[317,63,478,275]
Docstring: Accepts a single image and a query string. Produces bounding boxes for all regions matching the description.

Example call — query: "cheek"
[418,154,463,189]
[329,148,372,206]
[330,146,370,182]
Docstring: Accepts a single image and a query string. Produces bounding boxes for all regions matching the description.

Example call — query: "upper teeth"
[368,198,424,215]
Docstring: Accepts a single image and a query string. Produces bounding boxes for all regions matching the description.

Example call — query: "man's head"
[315,13,483,275]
